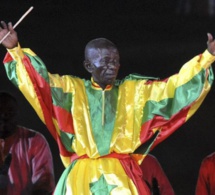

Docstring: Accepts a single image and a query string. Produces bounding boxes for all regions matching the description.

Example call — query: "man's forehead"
[88,47,118,56]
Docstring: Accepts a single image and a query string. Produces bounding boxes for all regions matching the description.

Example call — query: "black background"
[0,1,214,194]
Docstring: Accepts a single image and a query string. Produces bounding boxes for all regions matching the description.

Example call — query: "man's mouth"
[105,75,116,81]
[105,71,117,77]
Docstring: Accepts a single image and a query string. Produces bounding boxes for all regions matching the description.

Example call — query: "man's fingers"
[8,22,14,32]
[0,21,13,32]
[207,33,214,43]
[0,21,7,29]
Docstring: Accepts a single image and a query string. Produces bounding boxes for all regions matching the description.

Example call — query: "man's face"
[88,47,120,89]
[0,98,17,139]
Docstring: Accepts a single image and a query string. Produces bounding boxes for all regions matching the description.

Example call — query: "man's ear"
[83,60,94,73]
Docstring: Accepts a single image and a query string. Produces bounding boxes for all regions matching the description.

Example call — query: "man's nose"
[107,62,118,69]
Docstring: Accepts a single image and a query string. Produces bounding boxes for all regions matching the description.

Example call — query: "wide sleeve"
[139,50,215,151]
[30,132,55,193]
[3,44,76,140]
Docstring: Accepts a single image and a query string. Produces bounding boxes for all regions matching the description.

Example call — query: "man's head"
[0,92,18,139]
[83,38,120,89]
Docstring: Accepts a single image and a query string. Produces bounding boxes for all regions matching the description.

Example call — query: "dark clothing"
[140,155,175,195]
[0,126,55,195]
[196,152,215,195]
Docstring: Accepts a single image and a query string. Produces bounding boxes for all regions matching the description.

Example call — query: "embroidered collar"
[91,78,113,91]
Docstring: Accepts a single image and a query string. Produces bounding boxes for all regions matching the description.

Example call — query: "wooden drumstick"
[0,6,34,44]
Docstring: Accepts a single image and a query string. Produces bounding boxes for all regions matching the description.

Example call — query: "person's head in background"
[0,92,18,139]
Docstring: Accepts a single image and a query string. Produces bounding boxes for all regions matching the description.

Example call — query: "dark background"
[0,1,215,194]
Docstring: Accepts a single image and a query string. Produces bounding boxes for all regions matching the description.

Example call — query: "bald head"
[83,38,120,89]
[84,38,118,60]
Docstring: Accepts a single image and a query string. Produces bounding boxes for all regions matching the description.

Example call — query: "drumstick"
[0,6,34,44]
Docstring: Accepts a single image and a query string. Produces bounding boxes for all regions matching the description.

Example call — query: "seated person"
[140,154,175,195]
[196,152,215,195]
[0,91,55,195]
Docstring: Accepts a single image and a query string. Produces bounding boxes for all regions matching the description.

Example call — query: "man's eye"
[114,59,119,64]
[101,59,108,64]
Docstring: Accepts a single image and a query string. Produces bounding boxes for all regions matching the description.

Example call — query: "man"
[0,21,215,194]
[140,154,175,195]
[196,152,215,195]
[0,91,55,194]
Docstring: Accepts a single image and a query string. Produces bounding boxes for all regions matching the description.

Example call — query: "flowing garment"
[3,44,215,194]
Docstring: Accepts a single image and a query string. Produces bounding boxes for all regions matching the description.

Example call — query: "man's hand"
[0,21,18,49]
[207,33,215,55]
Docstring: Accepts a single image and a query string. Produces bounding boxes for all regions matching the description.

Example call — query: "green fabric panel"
[115,73,158,85]
[60,131,75,152]
[51,87,73,112]
[142,69,211,123]
[4,61,19,88]
[134,131,160,155]
[85,85,118,156]
[54,161,76,195]
[208,66,214,85]
[90,174,117,194]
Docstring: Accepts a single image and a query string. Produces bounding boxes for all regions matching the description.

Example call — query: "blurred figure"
[192,0,209,16]
[208,0,215,17]
[196,152,215,195]
[140,154,175,195]
[175,0,191,15]
[0,92,55,195]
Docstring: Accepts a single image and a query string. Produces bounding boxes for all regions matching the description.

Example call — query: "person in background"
[196,152,215,195]
[175,0,192,15]
[0,21,215,194]
[140,154,175,195]
[0,91,55,195]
